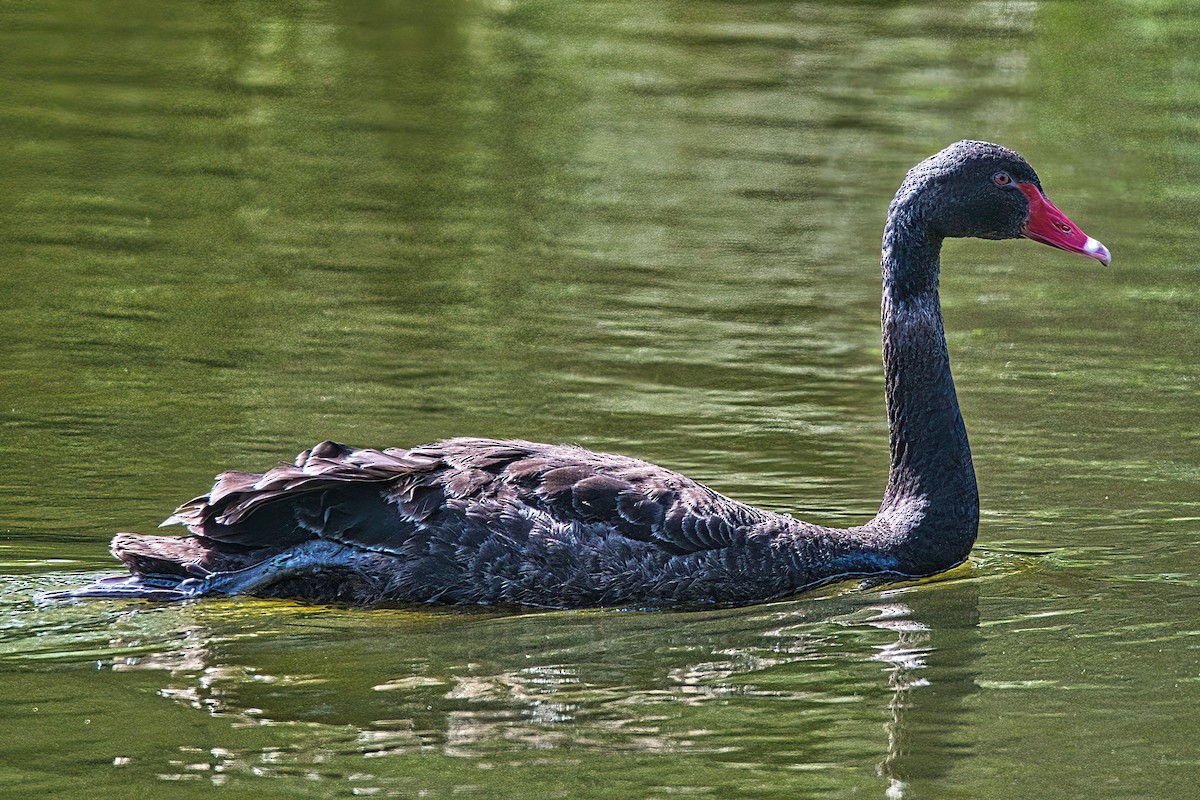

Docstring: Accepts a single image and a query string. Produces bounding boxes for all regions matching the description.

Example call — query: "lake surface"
[1,1,1197,797]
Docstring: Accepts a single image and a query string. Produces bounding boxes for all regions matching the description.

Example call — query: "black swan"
[45,141,1110,608]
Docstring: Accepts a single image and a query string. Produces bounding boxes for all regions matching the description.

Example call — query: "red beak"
[1017,183,1110,265]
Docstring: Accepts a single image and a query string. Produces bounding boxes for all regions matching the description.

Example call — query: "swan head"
[897,140,1110,266]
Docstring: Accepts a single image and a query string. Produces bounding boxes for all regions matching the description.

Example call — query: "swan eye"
[1058,223,1072,233]
[992,172,1012,186]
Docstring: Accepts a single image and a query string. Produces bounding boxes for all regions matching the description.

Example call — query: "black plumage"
[44,141,1110,608]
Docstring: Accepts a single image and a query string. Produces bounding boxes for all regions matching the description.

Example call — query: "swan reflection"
[83,586,978,796]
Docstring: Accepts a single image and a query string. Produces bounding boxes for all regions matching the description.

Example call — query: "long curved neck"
[870,208,979,572]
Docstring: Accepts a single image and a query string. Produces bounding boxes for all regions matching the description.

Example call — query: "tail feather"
[42,440,447,603]
[112,532,277,577]
[38,533,281,602]
[111,532,206,577]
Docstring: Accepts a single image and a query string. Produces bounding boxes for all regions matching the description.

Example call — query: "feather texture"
[42,141,1108,608]
[52,437,904,607]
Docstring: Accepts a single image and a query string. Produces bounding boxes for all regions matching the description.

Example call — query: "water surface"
[1,1,1198,798]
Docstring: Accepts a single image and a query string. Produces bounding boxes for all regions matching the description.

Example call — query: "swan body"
[47,141,1110,608]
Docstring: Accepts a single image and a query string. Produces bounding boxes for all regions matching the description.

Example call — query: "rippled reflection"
[1,578,980,798]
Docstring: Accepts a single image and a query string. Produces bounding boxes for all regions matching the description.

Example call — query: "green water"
[1,0,1197,797]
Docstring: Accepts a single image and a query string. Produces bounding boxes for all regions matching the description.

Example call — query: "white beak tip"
[1084,237,1111,266]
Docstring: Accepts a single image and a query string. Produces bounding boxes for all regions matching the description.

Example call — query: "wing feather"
[163,438,773,559]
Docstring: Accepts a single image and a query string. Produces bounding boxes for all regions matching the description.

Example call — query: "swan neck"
[872,221,979,571]
[882,201,943,299]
